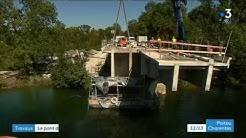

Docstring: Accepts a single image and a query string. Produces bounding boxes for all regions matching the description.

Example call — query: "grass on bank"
[16,75,52,88]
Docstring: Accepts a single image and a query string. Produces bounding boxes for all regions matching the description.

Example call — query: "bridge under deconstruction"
[86,41,232,108]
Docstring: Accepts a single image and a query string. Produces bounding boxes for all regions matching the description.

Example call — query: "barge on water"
[88,76,159,109]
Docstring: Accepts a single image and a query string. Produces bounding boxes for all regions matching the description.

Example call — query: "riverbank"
[0,72,92,90]
[0,74,52,90]
[1,73,245,90]
[0,50,97,90]
[0,67,245,90]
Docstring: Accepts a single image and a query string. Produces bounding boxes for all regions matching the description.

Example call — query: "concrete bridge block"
[205,59,214,91]
[111,51,115,77]
[172,64,180,91]
[129,52,132,73]
[156,83,166,94]
[205,65,214,91]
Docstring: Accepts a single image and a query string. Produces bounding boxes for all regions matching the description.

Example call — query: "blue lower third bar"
[12,124,35,132]
[206,119,234,132]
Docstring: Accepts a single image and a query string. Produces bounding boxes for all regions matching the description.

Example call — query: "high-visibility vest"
[172,37,177,42]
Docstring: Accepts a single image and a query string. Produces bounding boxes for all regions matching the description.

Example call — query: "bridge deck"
[102,45,231,68]
[93,41,232,91]
[140,51,231,68]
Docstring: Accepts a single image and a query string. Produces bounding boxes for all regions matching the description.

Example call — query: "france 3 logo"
[219,9,232,19]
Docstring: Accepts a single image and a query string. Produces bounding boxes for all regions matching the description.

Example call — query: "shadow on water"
[0,86,245,138]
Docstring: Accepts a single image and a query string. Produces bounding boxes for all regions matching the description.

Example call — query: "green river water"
[0,86,245,138]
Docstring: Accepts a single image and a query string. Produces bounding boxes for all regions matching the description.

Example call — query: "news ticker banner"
[187,119,234,133]
[12,124,59,133]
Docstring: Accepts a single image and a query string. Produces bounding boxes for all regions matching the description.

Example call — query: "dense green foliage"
[51,57,87,89]
[1,0,246,87]
[128,0,246,83]
[16,75,52,88]
[0,0,105,73]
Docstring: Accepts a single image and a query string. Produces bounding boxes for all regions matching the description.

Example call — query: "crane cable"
[113,0,122,40]
[122,0,130,38]
[113,0,130,41]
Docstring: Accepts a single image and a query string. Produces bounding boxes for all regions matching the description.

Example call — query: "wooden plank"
[149,40,225,49]
[147,48,225,55]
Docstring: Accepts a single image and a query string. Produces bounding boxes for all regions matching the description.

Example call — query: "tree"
[128,19,147,37]
[227,24,246,83]
[51,57,87,89]
[0,0,24,70]
[188,0,246,83]
[230,0,246,24]
[104,23,123,40]
[78,24,91,34]
[131,1,177,39]
[188,1,222,43]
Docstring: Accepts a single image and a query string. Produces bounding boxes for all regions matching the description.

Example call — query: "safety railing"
[148,40,226,55]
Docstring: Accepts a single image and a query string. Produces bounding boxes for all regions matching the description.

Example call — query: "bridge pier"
[172,65,180,91]
[104,49,230,92]
[205,59,214,91]
[129,52,132,73]
[111,51,115,77]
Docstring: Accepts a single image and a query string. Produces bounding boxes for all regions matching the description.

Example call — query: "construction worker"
[172,36,177,49]
[157,38,161,48]
[121,37,127,47]
[172,36,177,43]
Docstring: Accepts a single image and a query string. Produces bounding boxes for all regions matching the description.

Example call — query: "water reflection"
[0,86,245,137]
